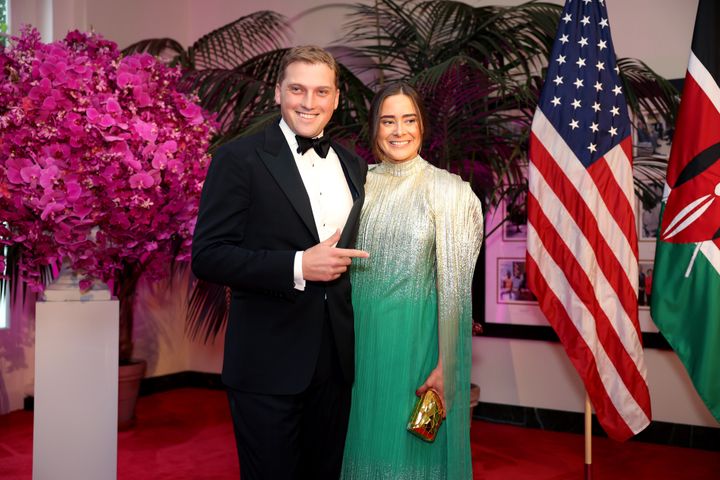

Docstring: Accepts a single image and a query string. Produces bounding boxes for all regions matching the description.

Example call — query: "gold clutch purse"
[406,389,445,442]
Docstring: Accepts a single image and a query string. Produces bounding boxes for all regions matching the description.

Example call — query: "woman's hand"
[416,364,445,416]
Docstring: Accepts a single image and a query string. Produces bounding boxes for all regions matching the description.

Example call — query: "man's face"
[274,61,339,138]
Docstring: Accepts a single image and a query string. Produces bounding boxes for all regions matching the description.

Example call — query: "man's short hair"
[277,45,340,88]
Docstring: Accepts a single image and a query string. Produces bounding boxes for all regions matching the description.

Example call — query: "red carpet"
[1,388,718,479]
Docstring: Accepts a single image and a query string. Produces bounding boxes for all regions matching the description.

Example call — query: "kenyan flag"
[652,0,720,423]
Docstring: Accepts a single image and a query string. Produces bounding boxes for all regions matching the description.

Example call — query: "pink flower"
[129,172,155,189]
[180,103,204,125]
[78,278,93,291]
[167,159,184,173]
[6,158,34,184]
[28,78,51,100]
[133,86,152,107]
[133,119,158,143]
[65,181,82,201]
[20,164,42,184]
[98,114,115,128]
[0,26,216,292]
[40,202,65,220]
[73,203,93,219]
[105,98,121,114]
[43,143,71,162]
[39,165,60,189]
[152,151,168,169]
[63,112,85,136]
[41,96,57,110]
[86,107,100,122]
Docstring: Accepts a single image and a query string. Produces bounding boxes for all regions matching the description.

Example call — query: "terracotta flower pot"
[118,359,147,430]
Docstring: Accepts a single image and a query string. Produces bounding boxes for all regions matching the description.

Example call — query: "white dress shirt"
[278,119,354,291]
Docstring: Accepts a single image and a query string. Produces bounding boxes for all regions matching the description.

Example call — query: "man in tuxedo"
[191,46,368,479]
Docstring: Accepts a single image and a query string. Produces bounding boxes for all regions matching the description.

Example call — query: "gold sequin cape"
[341,156,484,479]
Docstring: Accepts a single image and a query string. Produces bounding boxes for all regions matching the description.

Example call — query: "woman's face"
[376,94,421,163]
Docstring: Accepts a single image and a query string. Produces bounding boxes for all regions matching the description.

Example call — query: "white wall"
[131,269,224,377]
[12,0,694,79]
[480,0,697,79]
[2,0,716,432]
[10,0,367,51]
[471,337,718,427]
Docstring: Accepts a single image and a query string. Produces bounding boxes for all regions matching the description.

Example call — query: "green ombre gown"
[342,156,484,479]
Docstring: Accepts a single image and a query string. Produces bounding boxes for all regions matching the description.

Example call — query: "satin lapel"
[257,122,320,242]
[334,143,363,201]
[335,145,365,249]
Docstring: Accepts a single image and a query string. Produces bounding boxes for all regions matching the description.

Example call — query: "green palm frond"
[618,57,680,130]
[181,49,288,148]
[188,11,290,70]
[417,63,531,206]
[185,278,229,343]
[342,1,561,82]
[324,51,376,148]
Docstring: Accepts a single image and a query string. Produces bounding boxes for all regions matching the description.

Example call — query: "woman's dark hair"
[368,82,428,161]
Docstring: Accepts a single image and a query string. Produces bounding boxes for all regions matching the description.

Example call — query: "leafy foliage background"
[120,1,678,341]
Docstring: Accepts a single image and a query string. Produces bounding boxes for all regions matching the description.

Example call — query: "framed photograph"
[638,260,654,309]
[497,258,537,304]
[636,119,673,159]
[639,182,663,241]
[501,191,528,242]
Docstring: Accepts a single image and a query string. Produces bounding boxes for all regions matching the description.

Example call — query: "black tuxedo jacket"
[191,121,367,395]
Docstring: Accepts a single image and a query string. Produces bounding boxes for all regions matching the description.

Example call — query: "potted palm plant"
[123,1,678,341]
[0,26,216,428]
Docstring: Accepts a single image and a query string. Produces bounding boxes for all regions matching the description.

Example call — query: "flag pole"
[584,392,593,479]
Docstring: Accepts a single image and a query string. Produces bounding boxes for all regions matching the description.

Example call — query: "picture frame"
[496,257,537,304]
[638,182,663,241]
[501,195,528,242]
[638,260,655,309]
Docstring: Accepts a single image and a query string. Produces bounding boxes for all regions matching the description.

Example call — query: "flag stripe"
[527,163,648,392]
[524,254,636,440]
[688,52,720,116]
[586,144,639,255]
[691,0,720,85]
[526,220,650,437]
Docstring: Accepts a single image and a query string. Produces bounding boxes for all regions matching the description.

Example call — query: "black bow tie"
[296,134,331,158]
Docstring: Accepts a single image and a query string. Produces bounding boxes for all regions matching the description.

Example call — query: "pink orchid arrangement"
[0,27,216,292]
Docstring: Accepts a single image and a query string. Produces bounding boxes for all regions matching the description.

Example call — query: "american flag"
[526,0,651,441]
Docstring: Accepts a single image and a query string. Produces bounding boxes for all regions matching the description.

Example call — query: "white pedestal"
[33,296,119,480]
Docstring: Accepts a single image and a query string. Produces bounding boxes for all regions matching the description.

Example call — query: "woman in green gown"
[342,83,484,479]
